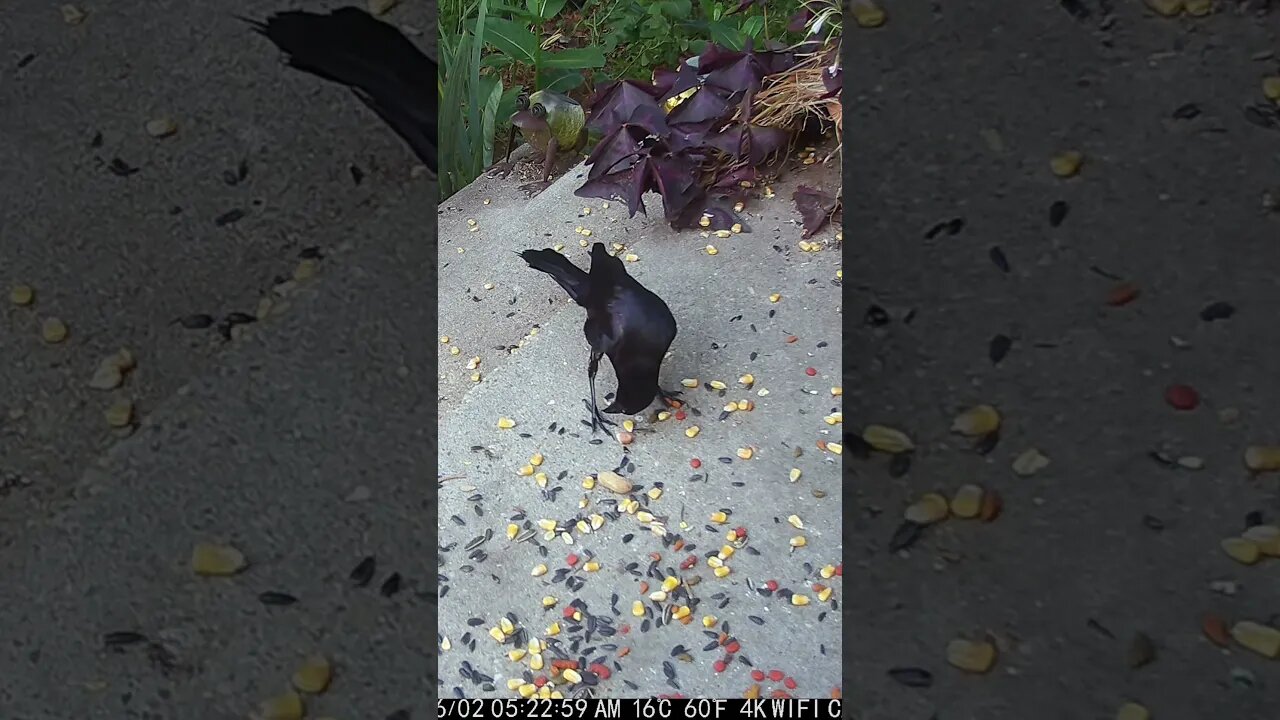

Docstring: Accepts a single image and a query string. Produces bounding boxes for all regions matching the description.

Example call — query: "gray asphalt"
[849,2,1279,719]
[1,0,434,521]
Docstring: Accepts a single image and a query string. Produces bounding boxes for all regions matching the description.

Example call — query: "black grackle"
[520,243,681,433]
[241,7,437,173]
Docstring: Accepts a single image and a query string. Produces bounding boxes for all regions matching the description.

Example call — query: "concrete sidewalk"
[436,159,845,698]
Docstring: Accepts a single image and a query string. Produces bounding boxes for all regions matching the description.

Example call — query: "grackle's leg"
[587,351,617,433]
[486,127,521,177]
[657,387,684,408]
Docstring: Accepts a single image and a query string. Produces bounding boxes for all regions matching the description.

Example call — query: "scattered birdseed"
[190,543,246,576]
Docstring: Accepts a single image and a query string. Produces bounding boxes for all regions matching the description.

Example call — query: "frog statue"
[490,89,587,195]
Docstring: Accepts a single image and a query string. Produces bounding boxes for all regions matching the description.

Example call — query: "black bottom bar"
[439,698,844,719]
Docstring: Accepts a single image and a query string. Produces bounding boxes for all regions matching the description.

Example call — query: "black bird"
[242,7,438,173]
[520,243,681,432]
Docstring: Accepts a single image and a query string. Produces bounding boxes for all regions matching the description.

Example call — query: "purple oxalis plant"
[574,42,800,232]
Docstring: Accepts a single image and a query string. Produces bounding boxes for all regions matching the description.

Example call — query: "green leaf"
[660,0,693,19]
[480,78,504,167]
[525,0,567,20]
[740,15,764,39]
[484,17,539,65]
[538,69,585,94]
[707,19,743,50]
[467,0,489,177]
[539,46,606,70]
[481,54,514,70]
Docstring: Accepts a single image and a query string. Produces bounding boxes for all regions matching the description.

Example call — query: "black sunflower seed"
[107,157,139,177]
[889,521,924,552]
[1049,200,1069,227]
[1060,0,1090,19]
[380,572,402,597]
[257,591,298,606]
[103,631,147,647]
[989,334,1012,364]
[214,208,245,226]
[174,313,214,329]
[350,556,376,587]
[888,666,934,688]
[1199,301,1235,322]
[988,246,1010,273]
[864,304,890,327]
[975,430,1000,455]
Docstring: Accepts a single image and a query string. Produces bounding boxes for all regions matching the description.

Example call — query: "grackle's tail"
[520,249,591,307]
[242,7,438,172]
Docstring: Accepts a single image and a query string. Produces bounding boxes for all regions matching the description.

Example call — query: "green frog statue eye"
[516,93,530,111]
[530,104,547,120]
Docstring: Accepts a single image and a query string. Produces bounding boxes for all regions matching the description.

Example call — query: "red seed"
[675,411,687,421]
[734,526,748,538]
[680,554,697,570]
[786,335,798,343]
[713,660,727,673]
[765,580,779,591]
[590,662,612,680]
[690,458,702,469]
[1164,384,1199,410]
[533,676,547,687]
[834,564,843,576]
[771,690,792,699]
[783,677,797,690]
[751,670,765,682]
[805,367,817,376]
[562,606,576,619]
[566,553,579,567]
[726,640,741,654]
[620,624,631,635]
[1106,282,1140,306]
[769,669,784,682]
